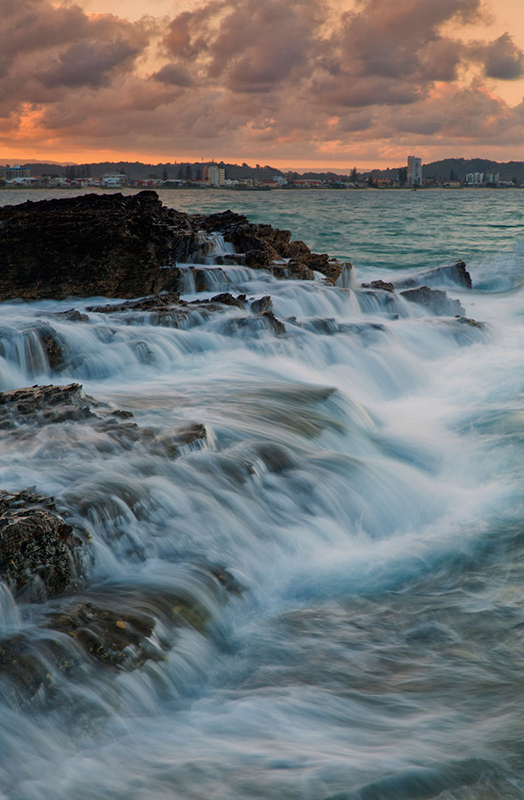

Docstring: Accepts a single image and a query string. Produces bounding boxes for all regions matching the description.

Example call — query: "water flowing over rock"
[400,286,466,316]
[0,192,348,299]
[394,260,473,289]
[0,488,83,599]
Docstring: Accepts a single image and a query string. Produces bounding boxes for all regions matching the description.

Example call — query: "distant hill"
[421,158,524,183]
[15,161,288,182]
[10,157,524,184]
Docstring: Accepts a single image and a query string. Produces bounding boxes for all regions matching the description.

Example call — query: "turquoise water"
[0,189,524,799]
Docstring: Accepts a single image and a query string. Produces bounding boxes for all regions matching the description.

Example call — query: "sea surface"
[1,188,524,799]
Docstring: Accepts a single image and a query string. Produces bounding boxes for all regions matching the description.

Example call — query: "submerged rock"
[400,286,466,316]
[0,383,94,428]
[0,488,83,599]
[395,260,472,290]
[361,280,395,292]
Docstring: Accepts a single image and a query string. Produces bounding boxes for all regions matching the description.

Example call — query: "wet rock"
[0,488,83,598]
[0,383,207,465]
[51,309,89,323]
[87,292,181,314]
[286,260,315,281]
[395,260,472,290]
[47,601,159,668]
[34,323,69,371]
[454,315,485,328]
[202,292,246,308]
[245,248,274,269]
[0,634,53,700]
[226,311,286,336]
[0,383,94,428]
[0,192,346,298]
[400,286,466,316]
[250,296,273,313]
[362,280,395,292]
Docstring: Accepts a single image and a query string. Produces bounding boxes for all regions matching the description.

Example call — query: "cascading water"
[2,188,524,799]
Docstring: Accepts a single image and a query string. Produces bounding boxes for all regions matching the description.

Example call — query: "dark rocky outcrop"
[0,192,347,300]
[400,286,466,316]
[362,280,395,293]
[0,383,207,461]
[250,295,273,313]
[0,383,95,428]
[0,488,83,599]
[227,310,286,336]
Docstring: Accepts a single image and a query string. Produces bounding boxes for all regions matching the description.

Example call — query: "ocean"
[1,188,524,799]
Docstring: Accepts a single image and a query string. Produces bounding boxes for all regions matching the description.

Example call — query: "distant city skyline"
[3,0,524,169]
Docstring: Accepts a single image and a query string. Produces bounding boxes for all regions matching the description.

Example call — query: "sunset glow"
[2,0,524,168]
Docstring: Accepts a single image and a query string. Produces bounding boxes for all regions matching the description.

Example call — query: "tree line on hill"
[13,158,524,185]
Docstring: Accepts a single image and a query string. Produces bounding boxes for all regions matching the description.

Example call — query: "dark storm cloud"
[152,64,194,87]
[472,33,524,80]
[43,40,140,88]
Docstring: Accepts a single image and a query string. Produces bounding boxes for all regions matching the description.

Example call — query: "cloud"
[2,0,524,164]
[473,33,524,80]
[43,40,140,88]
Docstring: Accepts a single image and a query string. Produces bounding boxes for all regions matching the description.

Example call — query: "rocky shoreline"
[0,191,476,701]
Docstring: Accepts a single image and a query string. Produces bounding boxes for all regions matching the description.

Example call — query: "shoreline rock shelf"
[0,191,349,300]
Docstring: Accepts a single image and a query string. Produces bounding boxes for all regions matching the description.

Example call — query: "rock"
[0,488,83,598]
[395,260,472,290]
[260,311,286,335]
[204,292,246,308]
[0,383,94,428]
[50,309,89,323]
[0,191,201,300]
[454,315,485,328]
[362,280,395,292]
[400,286,466,316]
[0,192,343,298]
[250,296,273,313]
[0,383,207,461]
[47,601,159,668]
[87,293,181,314]
[286,260,315,281]
[226,311,286,336]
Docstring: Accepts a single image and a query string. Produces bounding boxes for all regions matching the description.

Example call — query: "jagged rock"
[454,315,485,328]
[0,488,83,598]
[395,260,472,290]
[400,286,466,316]
[250,296,273,313]
[261,311,286,335]
[0,384,94,428]
[245,248,273,268]
[227,310,286,336]
[0,193,344,298]
[0,383,207,460]
[47,309,89,323]
[47,601,159,668]
[87,293,181,313]
[362,280,395,292]
[287,260,315,280]
[0,191,201,300]
[200,292,246,308]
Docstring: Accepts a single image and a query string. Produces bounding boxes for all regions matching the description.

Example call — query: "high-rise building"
[407,156,422,187]
[208,165,225,187]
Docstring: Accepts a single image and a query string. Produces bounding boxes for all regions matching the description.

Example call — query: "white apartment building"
[407,156,422,187]
[208,165,225,187]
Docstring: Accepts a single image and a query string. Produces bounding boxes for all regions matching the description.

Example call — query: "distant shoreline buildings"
[0,157,522,190]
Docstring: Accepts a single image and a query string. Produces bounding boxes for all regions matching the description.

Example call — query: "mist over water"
[1,189,524,799]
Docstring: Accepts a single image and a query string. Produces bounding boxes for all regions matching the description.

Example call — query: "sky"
[2,0,524,169]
